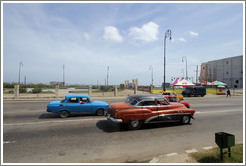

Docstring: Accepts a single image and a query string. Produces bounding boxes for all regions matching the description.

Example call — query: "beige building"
[200,55,243,88]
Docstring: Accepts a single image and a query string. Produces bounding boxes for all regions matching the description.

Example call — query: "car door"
[64,97,81,113]
[156,98,175,121]
[139,100,159,122]
[78,97,92,113]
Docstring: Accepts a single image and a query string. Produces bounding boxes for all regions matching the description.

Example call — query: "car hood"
[93,100,109,106]
[48,100,61,105]
[180,101,189,105]
[169,102,187,108]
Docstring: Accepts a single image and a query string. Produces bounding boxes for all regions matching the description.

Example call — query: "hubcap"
[183,116,189,123]
[131,120,139,128]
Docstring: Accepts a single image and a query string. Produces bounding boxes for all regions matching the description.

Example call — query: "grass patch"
[190,144,243,163]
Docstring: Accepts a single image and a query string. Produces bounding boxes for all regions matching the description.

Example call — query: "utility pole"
[63,64,65,86]
[149,65,153,86]
[107,66,109,87]
[196,65,198,84]
[18,61,23,83]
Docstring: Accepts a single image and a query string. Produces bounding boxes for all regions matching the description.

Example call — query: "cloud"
[189,31,199,37]
[103,26,123,43]
[129,21,159,42]
[177,37,187,42]
[84,33,90,40]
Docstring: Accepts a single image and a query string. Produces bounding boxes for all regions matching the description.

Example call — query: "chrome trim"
[144,115,159,123]
[144,113,192,123]
[107,115,123,123]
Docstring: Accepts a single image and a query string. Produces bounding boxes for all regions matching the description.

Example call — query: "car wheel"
[59,110,70,118]
[96,109,105,116]
[186,105,190,108]
[127,120,143,130]
[181,115,190,124]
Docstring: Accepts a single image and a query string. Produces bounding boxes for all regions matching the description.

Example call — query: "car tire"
[96,109,105,116]
[127,120,143,130]
[181,115,190,124]
[186,105,190,108]
[59,110,70,118]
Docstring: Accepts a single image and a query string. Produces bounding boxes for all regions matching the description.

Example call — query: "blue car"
[47,94,109,118]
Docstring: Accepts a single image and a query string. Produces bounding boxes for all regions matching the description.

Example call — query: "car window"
[169,97,177,102]
[124,97,138,106]
[67,97,79,103]
[139,100,155,106]
[80,97,89,104]
[159,98,170,105]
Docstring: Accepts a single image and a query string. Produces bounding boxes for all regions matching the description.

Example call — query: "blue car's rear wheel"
[59,110,70,118]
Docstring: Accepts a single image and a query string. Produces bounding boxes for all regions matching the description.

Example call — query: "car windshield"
[124,97,138,106]
[169,97,177,102]
[60,97,66,103]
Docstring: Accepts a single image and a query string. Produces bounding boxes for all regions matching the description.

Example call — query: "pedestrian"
[226,88,231,97]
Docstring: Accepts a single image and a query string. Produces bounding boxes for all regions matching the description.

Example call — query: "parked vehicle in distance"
[107,94,195,130]
[162,95,190,108]
[162,91,184,100]
[47,94,109,118]
[182,86,206,97]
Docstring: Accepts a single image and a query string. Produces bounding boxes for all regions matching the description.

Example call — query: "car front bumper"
[107,115,123,123]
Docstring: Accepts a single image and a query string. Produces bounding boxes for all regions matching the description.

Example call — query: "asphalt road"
[3,95,244,163]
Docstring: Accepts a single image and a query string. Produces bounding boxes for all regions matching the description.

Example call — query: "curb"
[149,141,243,163]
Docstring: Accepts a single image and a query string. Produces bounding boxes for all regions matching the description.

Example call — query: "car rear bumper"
[107,115,122,123]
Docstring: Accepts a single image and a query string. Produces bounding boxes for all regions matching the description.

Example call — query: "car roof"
[65,94,90,98]
[129,94,165,101]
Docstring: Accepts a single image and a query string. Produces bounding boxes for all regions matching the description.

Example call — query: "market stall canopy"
[211,80,227,86]
[201,81,213,86]
[174,79,195,87]
[171,78,181,87]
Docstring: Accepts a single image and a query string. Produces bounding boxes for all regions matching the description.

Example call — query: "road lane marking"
[203,146,213,150]
[186,149,198,153]
[3,117,106,126]
[149,157,159,163]
[166,153,178,157]
[3,141,16,144]
[196,109,242,114]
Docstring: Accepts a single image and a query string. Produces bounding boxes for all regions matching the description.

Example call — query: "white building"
[200,55,243,88]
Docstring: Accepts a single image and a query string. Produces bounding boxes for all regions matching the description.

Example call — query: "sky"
[2,2,244,86]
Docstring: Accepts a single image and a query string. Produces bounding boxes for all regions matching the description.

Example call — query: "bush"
[19,87,27,93]
[32,87,42,93]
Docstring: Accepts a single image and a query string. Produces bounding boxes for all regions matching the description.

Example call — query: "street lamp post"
[18,61,23,83]
[149,65,153,86]
[182,56,188,80]
[63,64,65,86]
[107,66,109,87]
[163,29,172,92]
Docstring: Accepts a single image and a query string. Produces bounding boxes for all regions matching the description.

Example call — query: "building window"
[226,71,229,75]
[235,80,239,84]
[226,61,229,64]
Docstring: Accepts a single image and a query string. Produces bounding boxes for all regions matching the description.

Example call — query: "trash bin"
[215,132,235,160]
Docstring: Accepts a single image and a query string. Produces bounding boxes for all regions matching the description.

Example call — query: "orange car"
[107,94,195,130]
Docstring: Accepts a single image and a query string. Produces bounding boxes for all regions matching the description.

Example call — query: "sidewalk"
[150,153,196,163]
